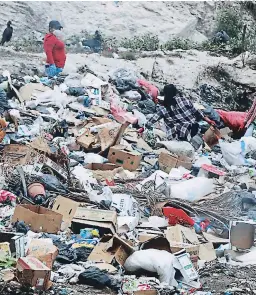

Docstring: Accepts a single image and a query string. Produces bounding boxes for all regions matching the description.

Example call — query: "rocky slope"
[0,1,220,42]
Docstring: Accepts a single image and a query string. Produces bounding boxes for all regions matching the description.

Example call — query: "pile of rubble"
[0,66,256,295]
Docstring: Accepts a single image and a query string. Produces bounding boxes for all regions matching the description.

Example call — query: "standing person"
[1,21,13,46]
[145,84,215,141]
[43,21,66,77]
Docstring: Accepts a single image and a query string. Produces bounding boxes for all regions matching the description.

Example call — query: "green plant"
[120,34,159,51]
[164,38,197,51]
[119,51,137,60]
[216,8,243,38]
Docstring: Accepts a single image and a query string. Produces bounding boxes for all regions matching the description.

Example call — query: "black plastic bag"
[40,174,67,193]
[78,267,111,288]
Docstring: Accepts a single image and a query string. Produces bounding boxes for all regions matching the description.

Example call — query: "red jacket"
[44,33,66,68]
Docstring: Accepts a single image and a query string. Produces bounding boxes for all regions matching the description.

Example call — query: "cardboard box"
[16,257,51,290]
[173,251,199,283]
[0,231,26,258]
[72,208,117,235]
[88,234,134,266]
[159,151,192,173]
[27,239,58,269]
[52,196,79,230]
[108,145,142,171]
[230,221,255,250]
[85,163,119,171]
[170,243,199,268]
[12,205,63,234]
[0,242,11,257]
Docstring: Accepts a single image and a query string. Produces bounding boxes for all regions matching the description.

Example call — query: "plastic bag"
[220,137,256,166]
[111,104,138,124]
[40,174,67,193]
[171,177,215,201]
[83,153,108,164]
[64,73,82,88]
[88,186,113,203]
[78,266,111,288]
[124,249,176,285]
[133,109,147,127]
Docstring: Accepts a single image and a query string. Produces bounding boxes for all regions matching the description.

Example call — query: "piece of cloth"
[45,65,63,78]
[0,190,16,203]
[146,96,203,141]
[216,110,246,133]
[44,33,66,68]
[245,99,256,128]
[137,79,159,103]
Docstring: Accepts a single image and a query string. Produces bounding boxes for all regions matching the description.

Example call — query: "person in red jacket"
[44,20,66,77]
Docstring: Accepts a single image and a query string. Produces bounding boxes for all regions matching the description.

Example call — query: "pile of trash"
[0,65,256,295]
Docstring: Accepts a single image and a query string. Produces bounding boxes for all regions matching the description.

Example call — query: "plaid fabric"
[245,99,256,128]
[146,96,203,140]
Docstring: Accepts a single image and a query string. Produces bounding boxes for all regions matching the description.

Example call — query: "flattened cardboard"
[3,144,32,165]
[16,256,51,290]
[30,137,51,154]
[19,83,50,102]
[43,157,68,179]
[198,242,216,262]
[88,234,134,266]
[52,196,79,230]
[202,232,229,245]
[138,234,158,243]
[12,205,63,234]
[108,145,142,171]
[165,225,199,245]
[98,126,120,151]
[77,131,96,149]
[72,208,117,235]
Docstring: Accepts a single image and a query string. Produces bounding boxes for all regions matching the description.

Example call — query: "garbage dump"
[1,65,256,295]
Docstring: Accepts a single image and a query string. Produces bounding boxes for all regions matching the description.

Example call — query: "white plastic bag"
[133,109,147,127]
[124,249,176,285]
[111,194,140,219]
[89,186,113,203]
[83,153,108,164]
[220,137,256,166]
[171,177,214,202]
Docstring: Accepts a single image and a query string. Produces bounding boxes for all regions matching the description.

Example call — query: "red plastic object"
[162,207,195,226]
[201,164,226,176]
